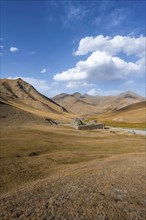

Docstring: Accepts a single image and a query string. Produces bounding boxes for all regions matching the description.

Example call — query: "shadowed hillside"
[0,101,55,126]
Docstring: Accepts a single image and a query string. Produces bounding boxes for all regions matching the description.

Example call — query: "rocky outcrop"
[71,118,84,127]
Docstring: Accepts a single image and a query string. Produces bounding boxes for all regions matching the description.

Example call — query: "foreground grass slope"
[1,153,145,220]
[0,122,145,219]
[1,125,145,192]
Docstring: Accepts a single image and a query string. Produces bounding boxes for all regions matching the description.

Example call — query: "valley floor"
[0,124,145,220]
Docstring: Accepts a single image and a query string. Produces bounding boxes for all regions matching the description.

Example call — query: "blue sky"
[1,0,146,97]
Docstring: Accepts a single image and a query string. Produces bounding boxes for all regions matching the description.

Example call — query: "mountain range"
[52,91,145,115]
[0,78,145,124]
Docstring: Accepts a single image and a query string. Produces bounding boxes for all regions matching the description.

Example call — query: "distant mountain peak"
[118,91,144,99]
[73,92,81,97]
[17,77,23,81]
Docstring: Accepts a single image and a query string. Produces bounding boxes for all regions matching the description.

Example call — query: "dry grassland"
[0,123,145,219]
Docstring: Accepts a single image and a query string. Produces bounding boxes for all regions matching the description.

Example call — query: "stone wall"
[77,123,104,130]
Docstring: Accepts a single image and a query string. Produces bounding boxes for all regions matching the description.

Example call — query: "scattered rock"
[128,130,136,134]
[0,115,6,118]
[45,118,58,125]
[110,130,116,133]
[87,120,97,125]
[111,188,127,201]
[29,152,39,157]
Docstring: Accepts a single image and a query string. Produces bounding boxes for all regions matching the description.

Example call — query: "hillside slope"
[0,101,47,126]
[0,78,67,114]
[110,101,146,122]
[95,101,146,125]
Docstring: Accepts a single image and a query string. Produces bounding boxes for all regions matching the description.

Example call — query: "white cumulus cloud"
[10,47,19,52]
[41,68,47,73]
[53,35,145,83]
[54,51,143,82]
[54,67,88,81]
[74,35,145,57]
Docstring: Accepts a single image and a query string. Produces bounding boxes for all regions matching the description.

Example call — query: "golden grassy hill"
[0,78,67,114]
[86,101,146,129]
[102,101,146,122]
